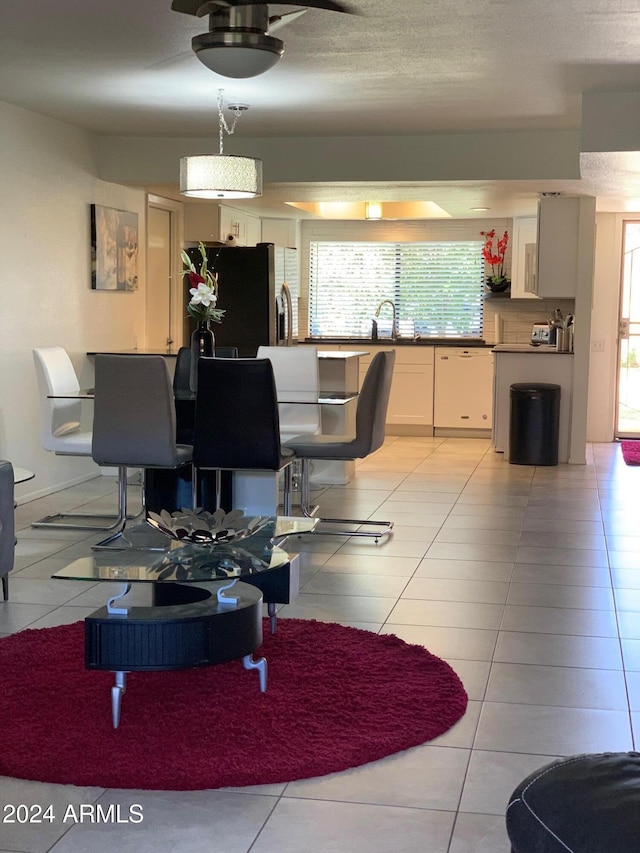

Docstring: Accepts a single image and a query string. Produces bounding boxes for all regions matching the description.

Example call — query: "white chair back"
[256,345,321,439]
[33,347,91,454]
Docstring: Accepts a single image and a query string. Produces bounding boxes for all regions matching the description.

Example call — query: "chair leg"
[299,459,317,518]
[1,574,8,602]
[91,466,130,550]
[283,465,293,516]
[215,470,222,511]
[191,466,199,510]
[32,467,141,531]
[299,459,394,542]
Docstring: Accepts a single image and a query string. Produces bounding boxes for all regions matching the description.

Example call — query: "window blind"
[309,241,484,339]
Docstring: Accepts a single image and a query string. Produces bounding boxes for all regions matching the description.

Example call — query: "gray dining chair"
[286,350,396,541]
[32,346,128,530]
[0,461,15,601]
[91,354,193,549]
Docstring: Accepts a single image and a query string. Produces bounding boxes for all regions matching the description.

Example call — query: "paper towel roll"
[494,314,503,344]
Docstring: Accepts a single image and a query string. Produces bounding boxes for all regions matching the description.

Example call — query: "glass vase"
[189,320,215,392]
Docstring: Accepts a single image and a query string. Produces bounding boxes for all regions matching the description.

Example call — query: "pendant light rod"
[217,88,249,154]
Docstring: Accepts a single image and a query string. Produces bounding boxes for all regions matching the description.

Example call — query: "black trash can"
[509,382,560,466]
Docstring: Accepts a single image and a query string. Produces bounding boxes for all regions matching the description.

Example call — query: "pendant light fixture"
[180,90,262,199]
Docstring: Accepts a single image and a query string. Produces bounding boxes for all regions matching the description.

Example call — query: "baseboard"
[433,428,492,438]
[385,425,435,436]
[14,472,102,506]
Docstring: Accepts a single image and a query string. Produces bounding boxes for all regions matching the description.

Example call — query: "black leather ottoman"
[506,752,640,852]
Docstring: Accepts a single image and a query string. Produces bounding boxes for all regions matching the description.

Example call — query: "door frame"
[615,218,640,438]
[147,194,184,349]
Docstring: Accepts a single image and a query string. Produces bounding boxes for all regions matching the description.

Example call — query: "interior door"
[146,206,172,349]
[616,221,640,437]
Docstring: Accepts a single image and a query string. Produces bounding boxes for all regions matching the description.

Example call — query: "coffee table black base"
[85,581,265,727]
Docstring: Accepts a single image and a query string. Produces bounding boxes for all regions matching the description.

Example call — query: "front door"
[616,220,640,436]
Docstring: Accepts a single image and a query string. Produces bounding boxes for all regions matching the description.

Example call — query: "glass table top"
[52,516,317,584]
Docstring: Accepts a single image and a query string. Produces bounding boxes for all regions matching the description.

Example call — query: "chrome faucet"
[375,299,398,340]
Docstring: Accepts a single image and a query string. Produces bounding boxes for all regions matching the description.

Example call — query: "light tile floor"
[1,437,637,852]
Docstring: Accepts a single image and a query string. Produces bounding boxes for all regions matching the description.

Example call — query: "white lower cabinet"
[351,345,434,435]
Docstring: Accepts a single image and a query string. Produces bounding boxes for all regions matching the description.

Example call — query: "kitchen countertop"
[492,344,574,354]
[305,338,492,348]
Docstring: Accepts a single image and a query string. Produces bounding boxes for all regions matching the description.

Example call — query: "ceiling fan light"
[192,32,284,78]
[180,154,263,199]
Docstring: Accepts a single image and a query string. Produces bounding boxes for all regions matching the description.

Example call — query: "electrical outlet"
[591,339,605,352]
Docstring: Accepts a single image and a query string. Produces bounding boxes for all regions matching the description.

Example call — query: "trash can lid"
[510,382,561,395]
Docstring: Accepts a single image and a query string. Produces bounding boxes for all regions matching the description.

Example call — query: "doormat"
[0,618,467,791]
[621,440,640,465]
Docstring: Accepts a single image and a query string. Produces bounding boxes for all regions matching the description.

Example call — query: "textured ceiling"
[2,0,640,214]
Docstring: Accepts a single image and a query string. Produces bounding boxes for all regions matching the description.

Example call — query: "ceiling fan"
[171,0,357,78]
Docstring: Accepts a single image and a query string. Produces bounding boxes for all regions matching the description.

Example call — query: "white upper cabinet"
[532,196,594,299]
[510,216,539,299]
[261,218,298,249]
[183,203,219,244]
[219,205,261,246]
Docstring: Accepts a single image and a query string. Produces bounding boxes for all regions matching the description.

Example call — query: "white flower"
[189,282,217,308]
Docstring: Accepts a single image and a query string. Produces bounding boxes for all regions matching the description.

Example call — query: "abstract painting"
[90,204,139,291]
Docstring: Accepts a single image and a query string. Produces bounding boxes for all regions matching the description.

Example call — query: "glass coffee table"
[52,516,316,728]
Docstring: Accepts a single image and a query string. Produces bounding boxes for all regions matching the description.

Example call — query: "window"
[309,241,484,339]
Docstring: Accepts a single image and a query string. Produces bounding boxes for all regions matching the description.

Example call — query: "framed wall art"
[90,204,139,291]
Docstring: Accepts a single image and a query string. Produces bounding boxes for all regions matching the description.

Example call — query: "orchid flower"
[189,281,217,308]
[480,229,509,281]
[181,242,225,324]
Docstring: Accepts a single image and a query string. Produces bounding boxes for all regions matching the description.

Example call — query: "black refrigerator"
[185,243,298,357]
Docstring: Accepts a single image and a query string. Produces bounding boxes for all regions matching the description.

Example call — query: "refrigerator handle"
[281,281,293,346]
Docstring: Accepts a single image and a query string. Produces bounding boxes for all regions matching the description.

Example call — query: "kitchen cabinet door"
[219,205,243,243]
[244,213,261,246]
[532,196,595,298]
[355,345,434,433]
[510,216,539,299]
[219,206,261,246]
[183,202,219,243]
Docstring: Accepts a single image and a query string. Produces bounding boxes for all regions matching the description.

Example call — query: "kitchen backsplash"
[483,297,576,344]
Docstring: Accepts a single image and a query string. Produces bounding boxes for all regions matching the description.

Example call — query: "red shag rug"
[621,440,640,465]
[0,619,467,791]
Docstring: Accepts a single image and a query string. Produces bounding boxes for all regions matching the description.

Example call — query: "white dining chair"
[32,347,129,530]
[256,345,321,441]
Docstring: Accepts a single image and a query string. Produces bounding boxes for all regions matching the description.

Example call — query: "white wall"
[0,100,147,502]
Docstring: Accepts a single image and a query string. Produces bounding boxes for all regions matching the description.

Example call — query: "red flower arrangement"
[480,229,509,290]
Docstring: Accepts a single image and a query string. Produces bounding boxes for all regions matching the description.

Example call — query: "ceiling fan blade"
[171,0,358,16]
[171,0,231,17]
[268,8,308,32]
[275,0,357,11]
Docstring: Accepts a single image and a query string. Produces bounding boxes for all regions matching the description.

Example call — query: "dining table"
[46,386,356,519]
[75,347,367,514]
